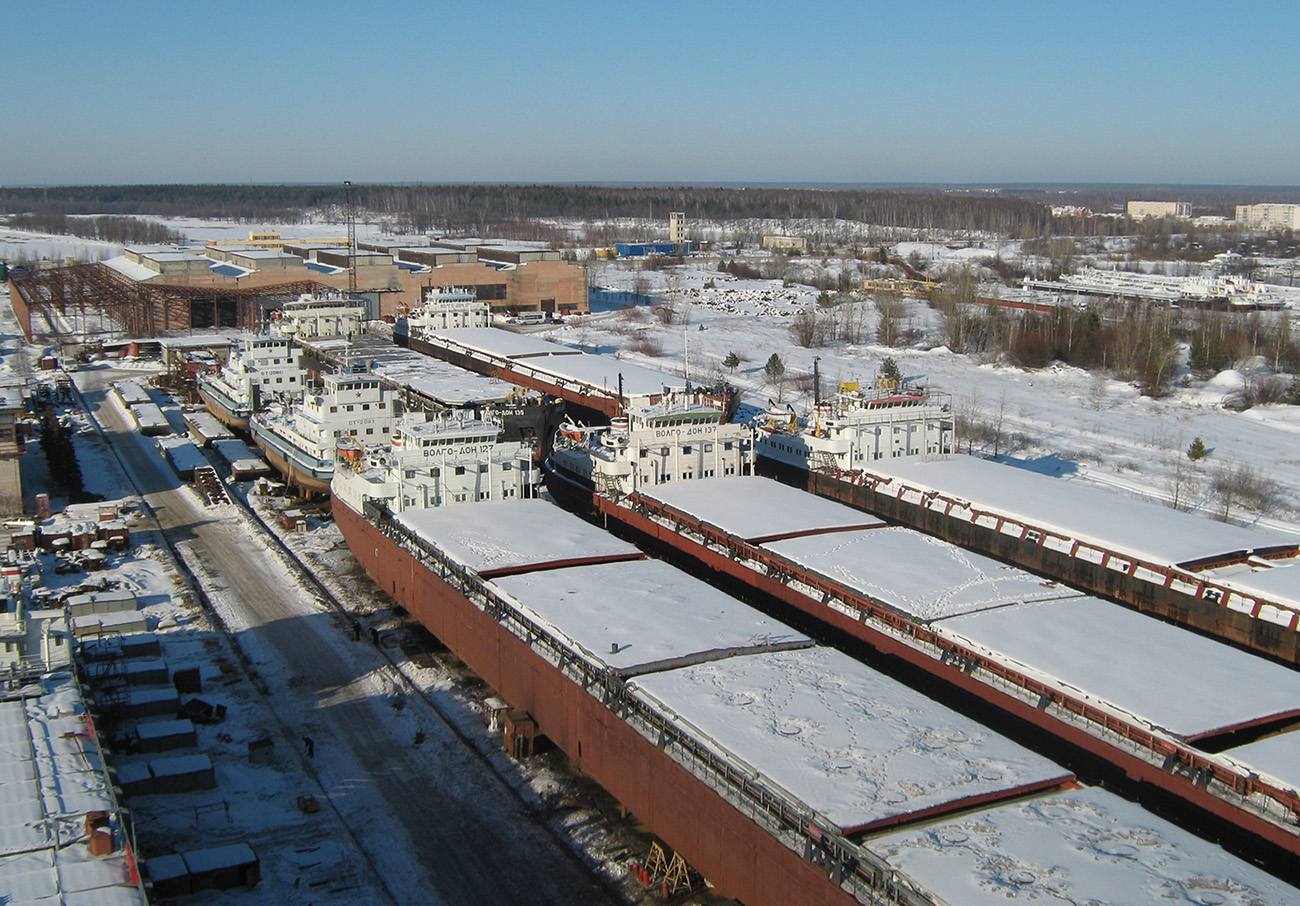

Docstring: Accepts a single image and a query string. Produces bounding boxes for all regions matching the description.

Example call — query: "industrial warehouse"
[7,234,587,340]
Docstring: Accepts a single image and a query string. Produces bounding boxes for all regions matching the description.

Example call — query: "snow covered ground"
[560,255,1300,537]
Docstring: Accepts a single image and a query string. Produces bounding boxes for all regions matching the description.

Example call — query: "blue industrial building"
[616,241,698,257]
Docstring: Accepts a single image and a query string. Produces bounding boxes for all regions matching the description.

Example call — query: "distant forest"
[8,211,183,245]
[1,184,1048,237]
[2,183,1296,241]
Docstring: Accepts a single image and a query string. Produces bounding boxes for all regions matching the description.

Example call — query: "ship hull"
[250,420,333,495]
[331,494,860,906]
[195,381,251,432]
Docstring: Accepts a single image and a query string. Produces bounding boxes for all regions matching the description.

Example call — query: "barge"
[594,476,1300,865]
[766,454,1300,665]
[332,492,1300,905]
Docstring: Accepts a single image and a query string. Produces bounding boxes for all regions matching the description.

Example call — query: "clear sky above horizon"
[4,0,1297,187]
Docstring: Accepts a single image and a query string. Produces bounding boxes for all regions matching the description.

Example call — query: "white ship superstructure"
[756,378,953,475]
[270,292,369,341]
[332,412,539,514]
[251,370,401,494]
[547,392,753,499]
[196,336,305,430]
[400,287,491,334]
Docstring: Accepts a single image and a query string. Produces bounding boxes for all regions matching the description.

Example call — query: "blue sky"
[4,0,1297,186]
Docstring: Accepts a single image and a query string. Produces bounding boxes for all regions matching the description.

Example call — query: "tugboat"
[196,336,305,431]
[251,370,401,495]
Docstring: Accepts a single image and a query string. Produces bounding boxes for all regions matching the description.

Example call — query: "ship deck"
[862,455,1293,569]
[621,477,1300,855]
[302,333,514,407]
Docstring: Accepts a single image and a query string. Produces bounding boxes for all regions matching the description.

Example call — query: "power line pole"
[344,181,358,295]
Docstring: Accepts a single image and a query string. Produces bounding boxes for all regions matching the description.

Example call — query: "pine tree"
[1187,437,1208,461]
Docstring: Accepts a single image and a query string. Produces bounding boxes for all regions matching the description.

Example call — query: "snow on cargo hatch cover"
[628,646,1071,834]
[765,526,1083,622]
[936,595,1300,739]
[640,475,885,541]
[492,559,812,675]
[1224,731,1300,795]
[866,455,1288,567]
[395,498,639,574]
[870,786,1300,906]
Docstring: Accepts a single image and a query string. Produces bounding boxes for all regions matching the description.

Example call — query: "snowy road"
[75,370,618,906]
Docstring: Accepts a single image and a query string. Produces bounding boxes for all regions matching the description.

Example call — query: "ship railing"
[624,494,1300,833]
[364,500,935,906]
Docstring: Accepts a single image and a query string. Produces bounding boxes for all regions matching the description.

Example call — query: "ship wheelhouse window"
[723,441,733,450]
[455,466,466,475]
[639,449,648,458]
[682,445,692,454]
[703,443,713,453]
[478,464,489,473]
[502,462,512,470]
[363,404,370,411]
[331,406,338,413]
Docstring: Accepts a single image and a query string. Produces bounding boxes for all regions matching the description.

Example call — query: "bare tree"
[1211,462,1280,523]
[876,293,905,346]
[1163,452,1199,512]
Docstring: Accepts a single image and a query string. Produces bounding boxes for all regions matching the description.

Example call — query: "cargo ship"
[764,451,1300,666]
[331,488,1300,905]
[588,475,1300,870]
